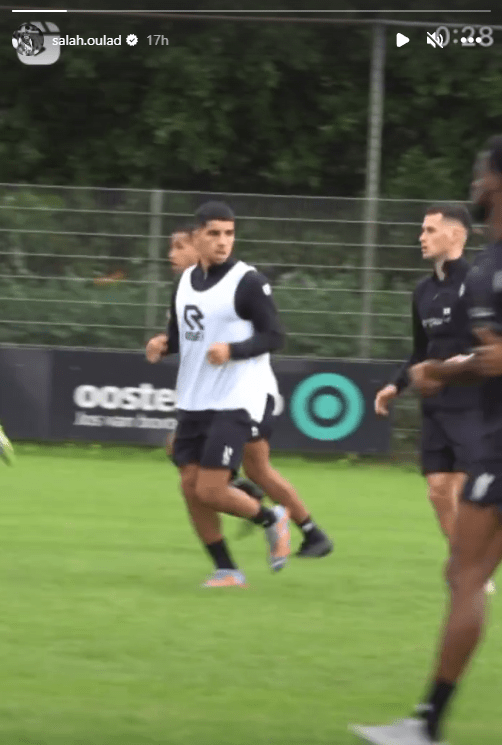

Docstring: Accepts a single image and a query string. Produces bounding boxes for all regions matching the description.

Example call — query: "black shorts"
[172,409,253,472]
[420,407,484,475]
[250,393,276,443]
[462,461,502,511]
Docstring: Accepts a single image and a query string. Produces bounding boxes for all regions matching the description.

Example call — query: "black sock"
[298,516,322,539]
[231,476,265,503]
[417,679,456,740]
[205,539,237,570]
[252,506,276,527]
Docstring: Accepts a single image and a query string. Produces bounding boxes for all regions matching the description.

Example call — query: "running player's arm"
[417,342,488,386]
[164,284,180,355]
[414,282,502,385]
[229,271,285,359]
[390,291,428,393]
[423,331,502,384]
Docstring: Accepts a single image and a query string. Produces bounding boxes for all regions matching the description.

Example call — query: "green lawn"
[0,447,500,745]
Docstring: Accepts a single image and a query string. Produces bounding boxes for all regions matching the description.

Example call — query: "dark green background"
[0,5,499,357]
[2,6,501,195]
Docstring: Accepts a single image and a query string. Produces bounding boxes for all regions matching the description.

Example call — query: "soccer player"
[374,205,490,580]
[147,222,332,582]
[235,392,332,557]
[351,136,502,745]
[0,423,14,465]
[154,201,292,586]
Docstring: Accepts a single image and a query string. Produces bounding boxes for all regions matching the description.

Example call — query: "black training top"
[391,256,479,410]
[165,258,284,358]
[464,241,502,457]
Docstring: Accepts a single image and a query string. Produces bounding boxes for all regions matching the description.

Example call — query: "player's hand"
[409,361,444,397]
[374,384,398,416]
[445,354,475,364]
[146,333,168,363]
[207,343,231,365]
[473,327,502,376]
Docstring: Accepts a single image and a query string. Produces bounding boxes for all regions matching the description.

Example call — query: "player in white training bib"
[146,225,332,573]
[158,202,291,586]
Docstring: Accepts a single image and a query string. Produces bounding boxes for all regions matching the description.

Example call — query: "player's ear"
[452,223,462,242]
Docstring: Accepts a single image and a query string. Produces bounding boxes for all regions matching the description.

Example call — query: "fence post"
[145,189,163,342]
[359,22,386,359]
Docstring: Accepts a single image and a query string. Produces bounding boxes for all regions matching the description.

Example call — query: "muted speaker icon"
[427,31,444,48]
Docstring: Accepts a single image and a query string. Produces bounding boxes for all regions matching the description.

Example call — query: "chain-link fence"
[0,184,483,457]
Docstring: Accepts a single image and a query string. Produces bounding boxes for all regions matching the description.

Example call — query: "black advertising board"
[1,347,394,453]
[268,357,392,453]
[50,350,179,446]
[50,350,392,453]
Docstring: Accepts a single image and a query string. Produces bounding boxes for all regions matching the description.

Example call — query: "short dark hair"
[425,203,471,233]
[486,135,502,174]
[170,222,194,239]
[194,201,235,229]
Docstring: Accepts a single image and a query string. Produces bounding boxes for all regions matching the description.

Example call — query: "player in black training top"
[351,136,502,745]
[374,204,493,589]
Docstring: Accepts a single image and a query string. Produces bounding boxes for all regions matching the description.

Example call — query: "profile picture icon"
[11,21,60,65]
[12,23,45,57]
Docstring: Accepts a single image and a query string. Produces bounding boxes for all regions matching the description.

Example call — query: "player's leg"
[196,466,270,518]
[230,395,278,539]
[415,499,502,741]
[175,414,264,518]
[0,423,14,465]
[350,475,502,744]
[422,409,460,547]
[196,467,290,572]
[244,439,308,523]
[179,464,245,587]
[243,438,333,557]
[196,411,291,571]
[230,472,267,540]
[171,427,222,544]
[170,419,265,574]
[230,474,265,504]
[234,393,278,512]
[165,429,176,458]
[425,471,462,546]
[173,424,245,587]
[447,407,495,592]
[179,462,222,544]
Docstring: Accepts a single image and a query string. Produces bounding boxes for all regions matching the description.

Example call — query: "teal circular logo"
[290,373,365,441]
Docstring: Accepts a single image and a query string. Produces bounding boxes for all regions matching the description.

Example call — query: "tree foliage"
[3,13,501,196]
[0,11,498,370]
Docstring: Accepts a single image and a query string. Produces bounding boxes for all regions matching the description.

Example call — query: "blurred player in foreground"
[147,219,332,586]
[0,424,14,465]
[351,136,502,745]
[374,204,494,593]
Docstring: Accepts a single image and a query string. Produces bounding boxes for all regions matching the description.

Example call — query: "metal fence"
[0,184,483,456]
[0,183,484,351]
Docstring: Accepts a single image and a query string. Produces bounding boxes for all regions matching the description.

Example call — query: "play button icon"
[396,33,410,47]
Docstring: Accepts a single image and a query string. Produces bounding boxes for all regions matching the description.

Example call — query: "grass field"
[1,445,501,745]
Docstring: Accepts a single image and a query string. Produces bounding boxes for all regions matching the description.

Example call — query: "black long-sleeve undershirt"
[392,295,429,393]
[165,259,284,357]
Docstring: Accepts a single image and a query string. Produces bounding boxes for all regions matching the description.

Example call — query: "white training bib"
[175,261,270,422]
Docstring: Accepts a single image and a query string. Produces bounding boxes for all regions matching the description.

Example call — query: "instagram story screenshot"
[1,4,502,745]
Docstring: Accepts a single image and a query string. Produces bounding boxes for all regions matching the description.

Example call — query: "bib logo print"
[184,305,205,342]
